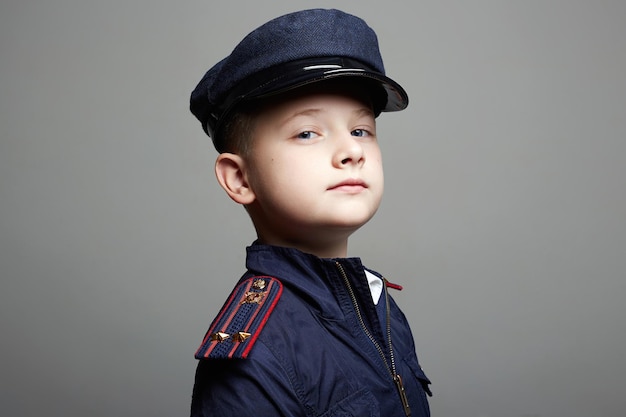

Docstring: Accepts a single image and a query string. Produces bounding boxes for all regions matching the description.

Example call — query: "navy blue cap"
[190,8,409,152]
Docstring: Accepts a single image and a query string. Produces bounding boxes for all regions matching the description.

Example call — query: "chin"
[326,213,376,230]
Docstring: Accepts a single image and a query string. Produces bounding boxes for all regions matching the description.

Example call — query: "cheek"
[248,157,298,198]
[369,152,385,196]
[366,142,383,162]
[369,150,384,178]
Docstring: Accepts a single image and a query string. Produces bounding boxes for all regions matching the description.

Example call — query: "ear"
[214,153,256,205]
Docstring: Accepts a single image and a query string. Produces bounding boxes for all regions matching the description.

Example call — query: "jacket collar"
[244,243,374,320]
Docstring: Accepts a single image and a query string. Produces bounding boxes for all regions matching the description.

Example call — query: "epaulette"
[195,276,283,360]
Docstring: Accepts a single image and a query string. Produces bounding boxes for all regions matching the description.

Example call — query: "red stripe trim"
[241,279,283,358]
[196,280,253,358]
[195,286,239,358]
[220,280,254,331]
[227,279,274,358]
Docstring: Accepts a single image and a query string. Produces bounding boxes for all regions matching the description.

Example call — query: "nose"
[332,133,365,167]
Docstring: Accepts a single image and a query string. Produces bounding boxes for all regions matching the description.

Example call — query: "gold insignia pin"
[210,332,230,342]
[241,291,265,305]
[252,279,266,290]
[233,332,252,342]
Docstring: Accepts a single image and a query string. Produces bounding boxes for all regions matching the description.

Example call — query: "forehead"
[256,81,376,120]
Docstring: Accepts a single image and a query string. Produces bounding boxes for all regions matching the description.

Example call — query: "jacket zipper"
[336,262,412,417]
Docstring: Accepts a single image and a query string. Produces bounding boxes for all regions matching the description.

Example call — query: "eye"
[351,129,370,137]
[296,131,319,140]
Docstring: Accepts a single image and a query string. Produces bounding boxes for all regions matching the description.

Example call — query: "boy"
[189,8,431,417]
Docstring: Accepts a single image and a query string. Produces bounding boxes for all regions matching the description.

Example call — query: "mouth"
[328,179,368,193]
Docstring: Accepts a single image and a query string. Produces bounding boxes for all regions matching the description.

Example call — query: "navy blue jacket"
[191,244,431,417]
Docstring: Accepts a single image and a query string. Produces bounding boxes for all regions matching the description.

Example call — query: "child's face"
[244,88,384,247]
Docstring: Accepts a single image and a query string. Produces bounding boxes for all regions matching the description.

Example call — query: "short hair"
[219,102,259,156]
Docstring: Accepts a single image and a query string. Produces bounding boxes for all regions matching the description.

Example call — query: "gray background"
[1,1,624,416]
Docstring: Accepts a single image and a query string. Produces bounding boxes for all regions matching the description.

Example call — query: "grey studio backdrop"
[1,1,624,416]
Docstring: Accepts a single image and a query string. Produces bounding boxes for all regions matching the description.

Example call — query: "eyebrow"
[281,106,374,126]
[286,108,323,121]
[353,107,375,118]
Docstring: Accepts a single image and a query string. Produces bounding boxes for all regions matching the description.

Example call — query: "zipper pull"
[394,374,412,417]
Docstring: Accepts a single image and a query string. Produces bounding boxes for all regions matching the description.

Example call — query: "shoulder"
[194,276,283,360]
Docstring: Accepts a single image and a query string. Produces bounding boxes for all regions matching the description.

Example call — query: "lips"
[328,178,368,192]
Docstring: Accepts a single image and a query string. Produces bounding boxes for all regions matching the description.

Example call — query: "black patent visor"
[207,57,408,150]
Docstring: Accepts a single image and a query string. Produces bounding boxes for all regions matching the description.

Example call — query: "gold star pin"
[210,332,230,342]
[252,279,266,290]
[233,332,252,342]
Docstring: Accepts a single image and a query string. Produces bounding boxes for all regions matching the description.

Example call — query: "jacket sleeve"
[191,341,307,417]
